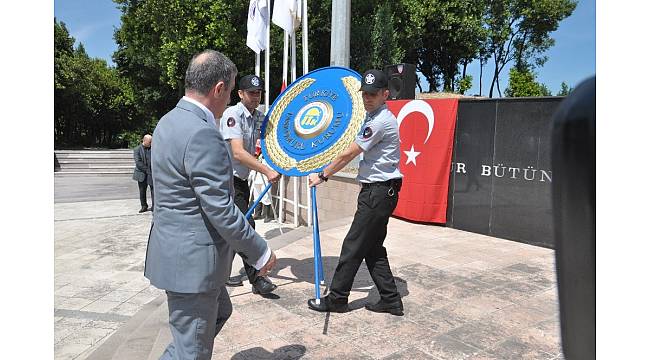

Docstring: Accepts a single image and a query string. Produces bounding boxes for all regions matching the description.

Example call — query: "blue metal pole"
[245,183,273,219]
[312,186,324,283]
[311,186,322,302]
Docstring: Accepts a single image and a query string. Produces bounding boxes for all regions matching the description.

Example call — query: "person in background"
[132,134,153,213]
[219,74,280,294]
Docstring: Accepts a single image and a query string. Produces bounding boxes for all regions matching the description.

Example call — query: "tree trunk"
[479,61,483,96]
[489,69,498,98]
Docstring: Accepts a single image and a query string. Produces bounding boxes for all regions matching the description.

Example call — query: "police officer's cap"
[359,69,388,93]
[239,75,264,91]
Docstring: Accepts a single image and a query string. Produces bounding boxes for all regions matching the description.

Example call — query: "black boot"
[252,203,263,220]
[263,204,273,223]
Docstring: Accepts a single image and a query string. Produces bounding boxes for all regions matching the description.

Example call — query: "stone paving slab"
[54,198,289,360]
[195,221,562,360]
[55,197,563,359]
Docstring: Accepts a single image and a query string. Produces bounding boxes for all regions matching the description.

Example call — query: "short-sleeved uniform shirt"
[219,102,264,180]
[354,103,402,183]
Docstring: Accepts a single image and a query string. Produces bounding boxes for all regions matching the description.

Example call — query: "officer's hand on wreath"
[265,168,281,184]
[258,251,277,277]
[308,173,322,187]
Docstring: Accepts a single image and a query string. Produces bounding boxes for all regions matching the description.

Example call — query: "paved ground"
[55,176,141,203]
[55,177,563,360]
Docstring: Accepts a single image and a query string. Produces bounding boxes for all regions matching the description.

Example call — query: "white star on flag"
[404,145,421,166]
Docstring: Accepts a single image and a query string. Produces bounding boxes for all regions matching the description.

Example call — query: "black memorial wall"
[445,97,562,248]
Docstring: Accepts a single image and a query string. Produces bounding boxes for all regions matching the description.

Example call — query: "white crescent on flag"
[396,100,435,144]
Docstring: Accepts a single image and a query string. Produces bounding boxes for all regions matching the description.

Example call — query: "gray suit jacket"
[144,99,269,293]
[132,144,151,185]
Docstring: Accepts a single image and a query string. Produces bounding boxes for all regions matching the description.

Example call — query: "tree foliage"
[55,19,138,148]
[485,0,576,97]
[369,2,404,70]
[400,0,487,92]
[504,67,551,97]
[557,81,572,96]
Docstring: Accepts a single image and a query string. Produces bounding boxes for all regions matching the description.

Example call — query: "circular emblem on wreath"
[294,101,333,139]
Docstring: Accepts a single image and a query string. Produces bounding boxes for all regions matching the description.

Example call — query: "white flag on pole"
[246,0,268,53]
[272,0,302,33]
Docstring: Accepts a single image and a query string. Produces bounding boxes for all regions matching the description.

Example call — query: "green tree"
[55,19,138,148]
[504,67,551,97]
[402,0,487,92]
[485,0,577,97]
[369,2,404,70]
[113,0,340,121]
[557,81,572,96]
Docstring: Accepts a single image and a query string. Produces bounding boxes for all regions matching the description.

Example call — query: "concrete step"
[58,164,135,169]
[58,158,134,163]
[55,149,133,154]
[55,171,132,177]
[147,327,172,360]
[56,154,134,159]
[110,300,169,360]
[86,295,167,360]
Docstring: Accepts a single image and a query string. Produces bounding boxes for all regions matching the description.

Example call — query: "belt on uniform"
[361,178,402,189]
[233,176,248,185]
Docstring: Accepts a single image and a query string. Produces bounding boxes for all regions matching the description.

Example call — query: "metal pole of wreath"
[248,66,364,303]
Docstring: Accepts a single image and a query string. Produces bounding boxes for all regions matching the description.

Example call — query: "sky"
[53,0,595,96]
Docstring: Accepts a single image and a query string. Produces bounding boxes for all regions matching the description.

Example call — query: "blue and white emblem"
[294,101,332,139]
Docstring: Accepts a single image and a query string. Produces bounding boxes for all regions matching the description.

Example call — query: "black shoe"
[307,296,349,313]
[263,205,273,223]
[252,203,263,220]
[225,276,243,287]
[365,298,404,316]
[252,276,277,295]
[139,206,148,213]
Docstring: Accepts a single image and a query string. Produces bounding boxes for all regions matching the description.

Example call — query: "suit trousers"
[328,182,401,303]
[232,177,259,283]
[138,180,154,208]
[160,286,232,360]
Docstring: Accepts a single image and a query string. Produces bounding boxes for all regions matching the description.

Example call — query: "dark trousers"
[329,180,402,303]
[138,180,153,208]
[233,177,259,283]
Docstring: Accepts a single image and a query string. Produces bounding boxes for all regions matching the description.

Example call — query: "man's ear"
[214,81,226,97]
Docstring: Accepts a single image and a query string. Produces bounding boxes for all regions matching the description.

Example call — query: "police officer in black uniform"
[307,69,404,316]
[220,74,280,295]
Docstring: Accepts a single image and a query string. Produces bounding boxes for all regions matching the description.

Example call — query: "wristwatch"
[318,171,329,182]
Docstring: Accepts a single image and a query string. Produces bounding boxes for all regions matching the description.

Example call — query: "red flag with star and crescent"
[386,99,459,223]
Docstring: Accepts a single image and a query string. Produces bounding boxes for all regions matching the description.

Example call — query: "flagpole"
[264,0,270,113]
[291,32,297,82]
[302,0,309,73]
[255,53,260,77]
[282,31,289,90]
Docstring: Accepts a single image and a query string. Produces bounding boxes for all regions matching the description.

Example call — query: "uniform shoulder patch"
[362,126,373,140]
[227,117,236,127]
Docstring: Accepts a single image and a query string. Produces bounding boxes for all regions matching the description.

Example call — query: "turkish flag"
[386,99,458,223]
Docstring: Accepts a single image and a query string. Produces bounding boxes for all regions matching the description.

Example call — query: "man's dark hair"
[184,50,237,95]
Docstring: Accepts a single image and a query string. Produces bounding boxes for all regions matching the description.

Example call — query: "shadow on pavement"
[231,344,306,359]
[266,256,410,309]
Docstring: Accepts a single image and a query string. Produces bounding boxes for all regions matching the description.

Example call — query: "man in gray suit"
[132,134,153,213]
[144,49,277,359]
